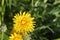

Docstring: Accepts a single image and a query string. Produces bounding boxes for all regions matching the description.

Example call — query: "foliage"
[0,0,60,40]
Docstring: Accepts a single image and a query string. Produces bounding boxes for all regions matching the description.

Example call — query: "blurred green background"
[0,0,60,40]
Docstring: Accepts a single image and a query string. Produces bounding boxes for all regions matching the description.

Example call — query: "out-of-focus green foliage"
[0,0,60,40]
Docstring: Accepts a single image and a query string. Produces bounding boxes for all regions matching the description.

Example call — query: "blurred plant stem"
[31,0,34,11]
[1,31,4,40]
[0,14,1,25]
[1,0,5,40]
[42,3,47,16]
[31,0,33,7]
[9,0,12,9]
[1,0,5,24]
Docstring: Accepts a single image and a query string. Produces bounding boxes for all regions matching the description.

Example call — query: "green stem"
[31,0,34,11]
[1,0,4,40]
[1,0,4,23]
[9,0,12,9]
[0,14,1,25]
[47,27,54,33]
[31,0,33,7]
[2,0,4,6]
[42,4,47,16]
[1,32,4,40]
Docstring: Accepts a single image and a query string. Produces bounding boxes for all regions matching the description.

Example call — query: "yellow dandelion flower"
[9,33,23,40]
[12,12,35,35]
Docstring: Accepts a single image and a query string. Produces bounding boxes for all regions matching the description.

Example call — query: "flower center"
[21,20,26,25]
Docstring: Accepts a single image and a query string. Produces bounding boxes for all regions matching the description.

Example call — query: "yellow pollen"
[21,20,26,24]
